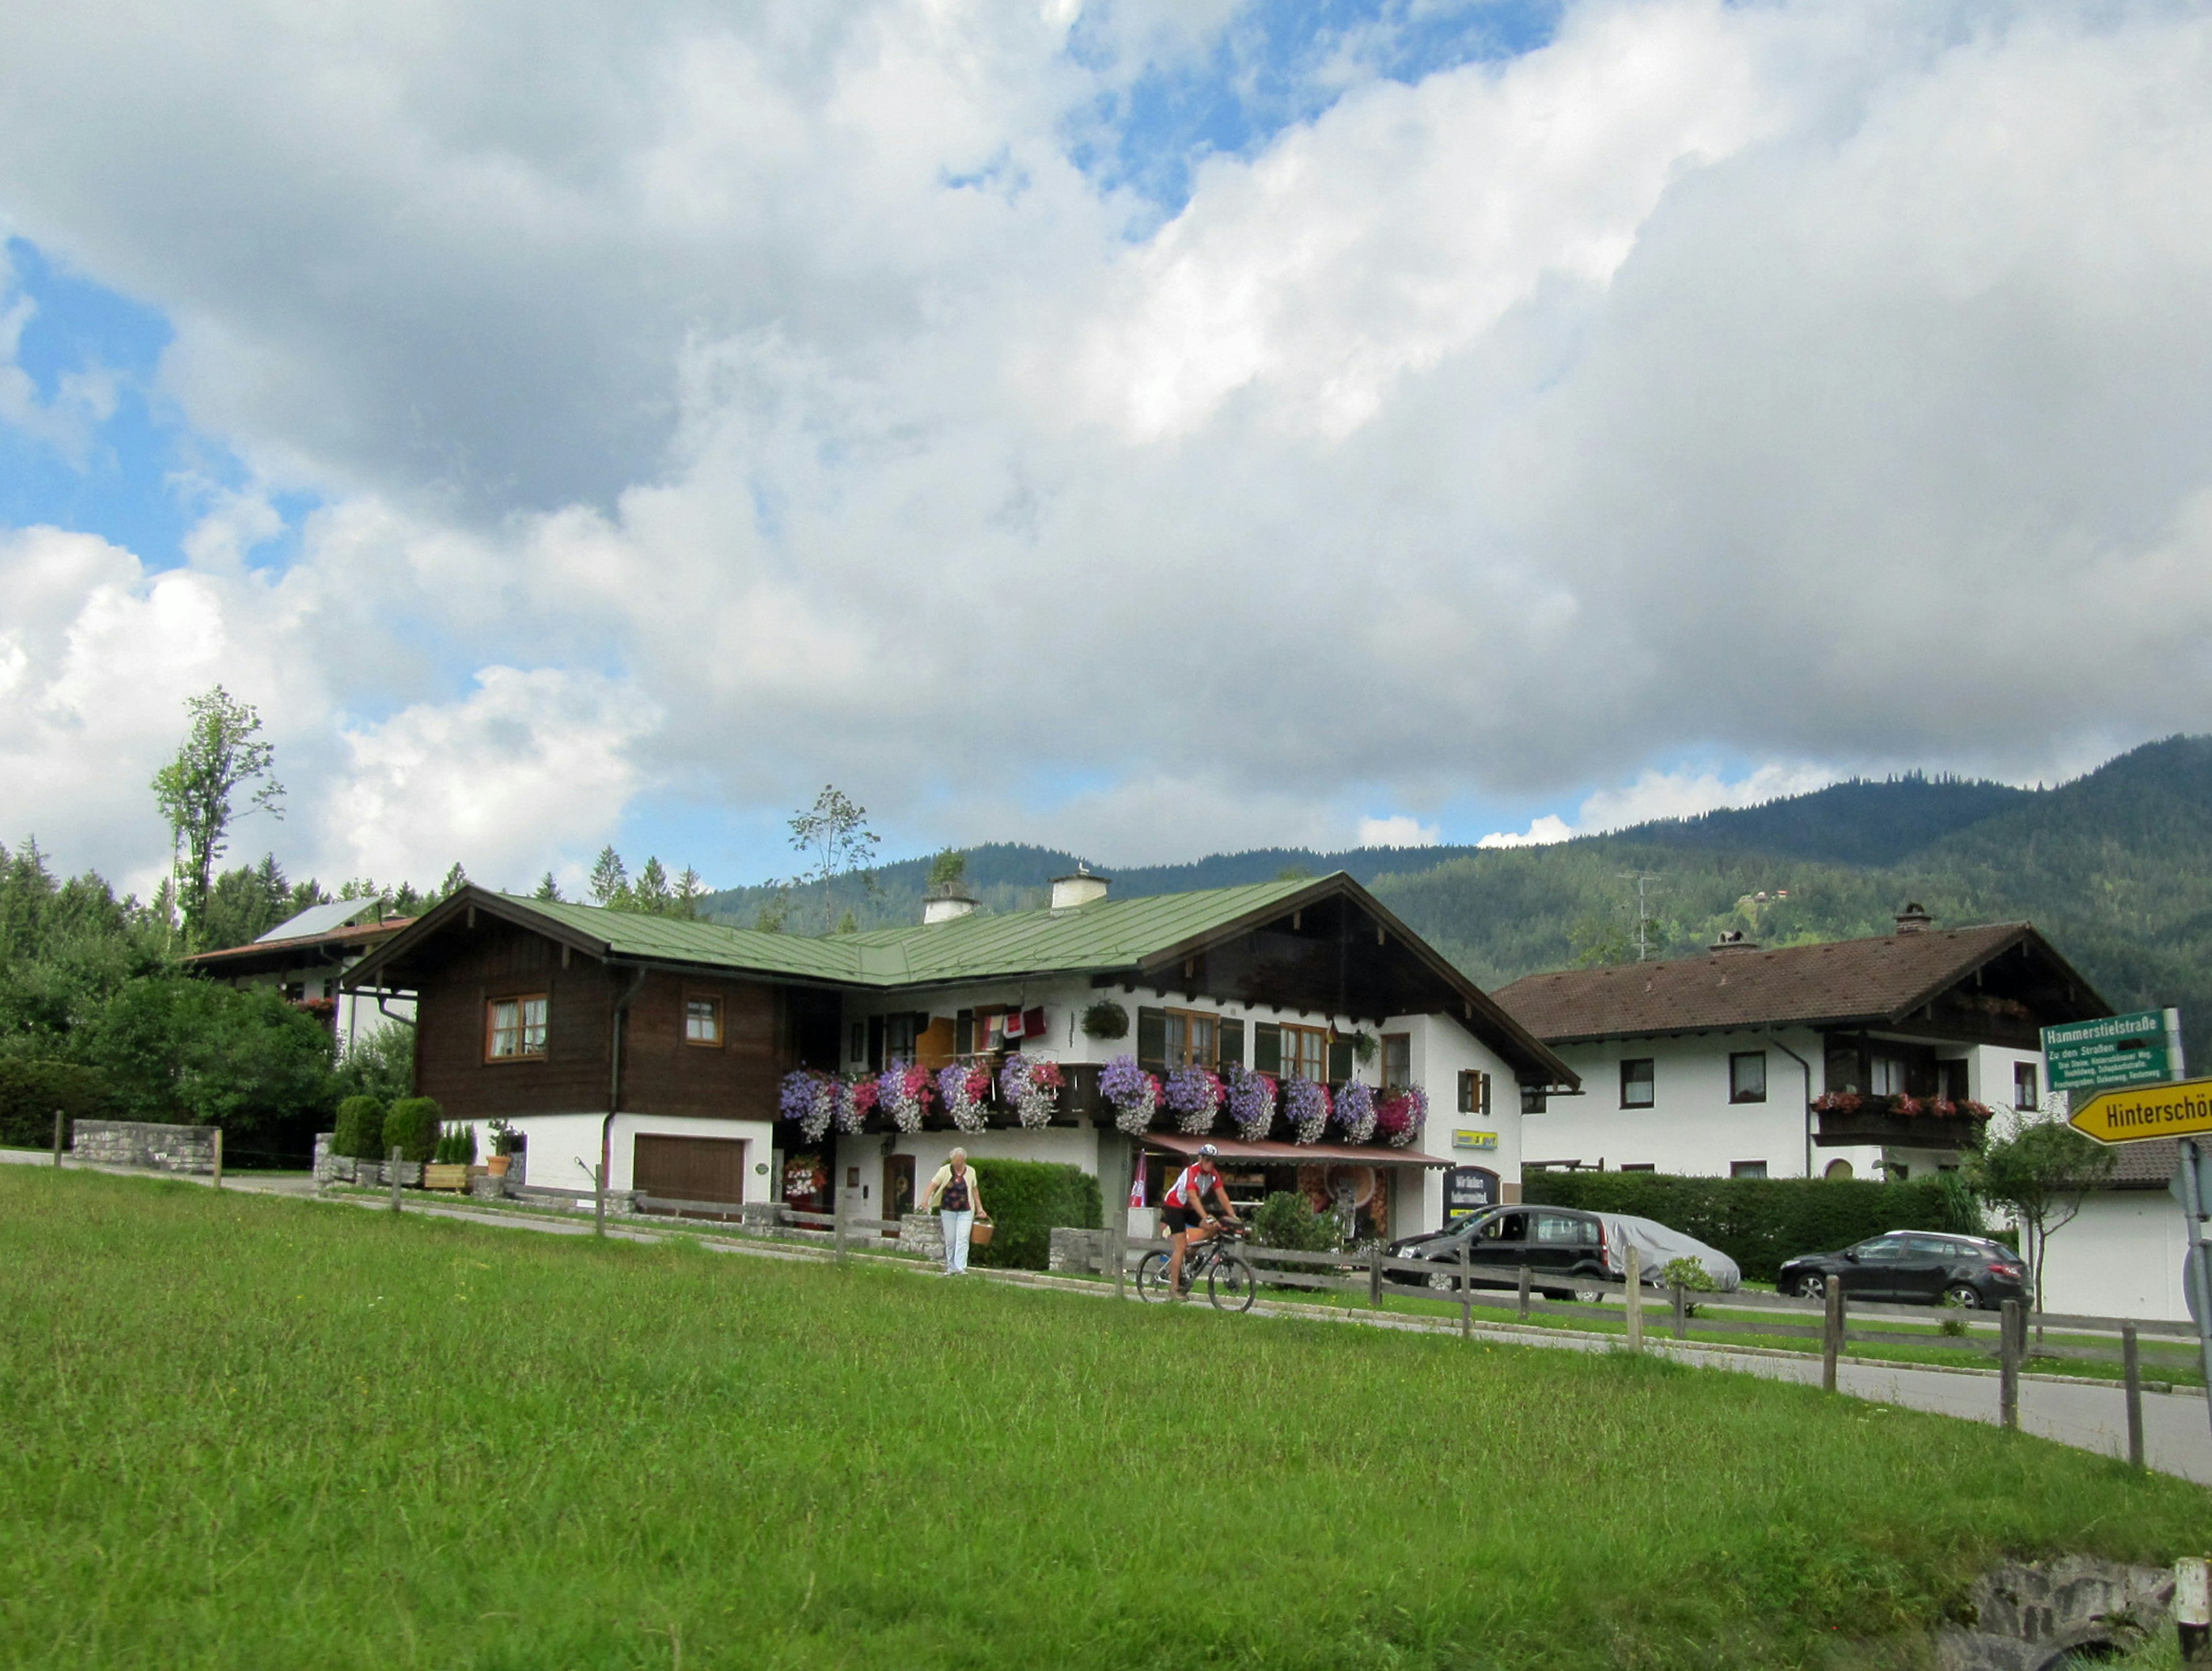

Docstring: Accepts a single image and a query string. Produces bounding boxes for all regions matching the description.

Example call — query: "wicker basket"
[969,1219,994,1248]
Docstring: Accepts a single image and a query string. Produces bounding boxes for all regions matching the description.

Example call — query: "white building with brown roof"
[1491,908,2112,1183]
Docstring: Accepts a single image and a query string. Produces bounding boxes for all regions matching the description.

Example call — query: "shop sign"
[1452,1129,1498,1151]
[1444,1166,1498,1220]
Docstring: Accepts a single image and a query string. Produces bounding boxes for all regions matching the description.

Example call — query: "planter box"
[422,1163,471,1192]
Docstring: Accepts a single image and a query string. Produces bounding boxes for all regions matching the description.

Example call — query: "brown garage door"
[632,1134,748,1208]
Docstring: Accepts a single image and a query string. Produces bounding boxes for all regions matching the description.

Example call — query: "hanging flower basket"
[1164,1064,1226,1135]
[1284,1077,1331,1145]
[877,1063,933,1132]
[836,1074,876,1135]
[938,1063,994,1133]
[779,1069,837,1143]
[1334,1080,1377,1145]
[998,1053,1065,1130]
[1225,1067,1277,1141]
[1100,1055,1161,1135]
[1376,1085,1428,1149]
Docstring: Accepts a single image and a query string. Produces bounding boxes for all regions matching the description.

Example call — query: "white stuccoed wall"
[2038,1191,2194,1322]
[472,1112,777,1202]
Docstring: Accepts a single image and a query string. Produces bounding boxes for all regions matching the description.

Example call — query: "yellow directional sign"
[2070,1077,2212,1145]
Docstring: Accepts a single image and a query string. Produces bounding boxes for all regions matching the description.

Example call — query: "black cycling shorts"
[1161,1203,1205,1234]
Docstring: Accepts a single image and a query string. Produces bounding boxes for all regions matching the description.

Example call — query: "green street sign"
[2043,1009,2182,1093]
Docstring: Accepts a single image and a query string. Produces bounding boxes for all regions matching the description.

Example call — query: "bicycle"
[1137,1222,1257,1313]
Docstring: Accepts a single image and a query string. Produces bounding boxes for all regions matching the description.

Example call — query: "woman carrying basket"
[924,1149,990,1275]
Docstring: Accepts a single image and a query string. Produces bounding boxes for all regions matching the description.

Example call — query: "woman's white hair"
[949,1147,967,1163]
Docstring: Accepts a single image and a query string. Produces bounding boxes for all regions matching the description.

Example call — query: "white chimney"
[1050,865,1111,911]
[923,885,978,925]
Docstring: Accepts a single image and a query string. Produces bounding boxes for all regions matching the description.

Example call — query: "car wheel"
[1425,1270,1456,1293]
[1798,1272,1828,1302]
[1942,1282,1983,1310]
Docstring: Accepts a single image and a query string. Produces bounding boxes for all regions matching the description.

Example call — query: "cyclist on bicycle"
[1161,1144,1241,1299]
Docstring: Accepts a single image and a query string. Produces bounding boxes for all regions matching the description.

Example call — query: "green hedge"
[967,1160,1103,1271]
[1519,1172,1954,1283]
[0,1059,119,1149]
[382,1097,443,1164]
[333,1096,386,1160]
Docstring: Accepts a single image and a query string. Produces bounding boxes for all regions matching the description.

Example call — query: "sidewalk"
[16,1149,2211,1485]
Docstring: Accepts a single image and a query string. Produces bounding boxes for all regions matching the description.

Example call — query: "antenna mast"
[1616,871,1661,961]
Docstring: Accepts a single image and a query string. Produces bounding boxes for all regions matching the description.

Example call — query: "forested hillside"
[702,738,2212,1058]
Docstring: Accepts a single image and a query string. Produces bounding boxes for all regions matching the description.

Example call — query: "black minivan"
[1387,1206,1612,1298]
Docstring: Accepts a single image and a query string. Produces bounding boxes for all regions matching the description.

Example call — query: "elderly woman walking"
[923,1149,988,1275]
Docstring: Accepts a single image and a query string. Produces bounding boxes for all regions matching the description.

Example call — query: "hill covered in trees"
[702,737,2212,1060]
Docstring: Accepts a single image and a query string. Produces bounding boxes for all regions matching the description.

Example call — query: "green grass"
[3,1171,2208,1671]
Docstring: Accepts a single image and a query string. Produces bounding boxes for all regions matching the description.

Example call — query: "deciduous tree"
[150,687,285,950]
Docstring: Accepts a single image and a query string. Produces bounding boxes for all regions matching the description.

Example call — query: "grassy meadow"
[2,1169,2207,1670]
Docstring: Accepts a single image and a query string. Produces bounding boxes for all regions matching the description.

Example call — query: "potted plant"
[487,1119,520,1177]
[1082,1000,1130,1040]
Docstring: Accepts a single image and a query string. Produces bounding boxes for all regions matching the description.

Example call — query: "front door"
[883,1154,916,1234]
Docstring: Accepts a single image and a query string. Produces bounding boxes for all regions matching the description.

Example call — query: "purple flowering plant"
[998,1053,1064,1130]
[779,1068,836,1142]
[1163,1064,1225,1134]
[938,1063,993,1132]
[1099,1054,1160,1135]
[1225,1067,1277,1140]
[1335,1079,1377,1144]
[1284,1076,1331,1144]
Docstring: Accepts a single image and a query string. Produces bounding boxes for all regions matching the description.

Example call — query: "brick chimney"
[923,884,976,924]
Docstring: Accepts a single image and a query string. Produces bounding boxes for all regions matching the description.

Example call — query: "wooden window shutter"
[1137,1006,1168,1073]
[1253,1023,1282,1075]
[956,1010,974,1056]
[1218,1017,1245,1070]
[1328,1039,1354,1082]
[1457,1070,1476,1115]
[1480,1072,1492,1116]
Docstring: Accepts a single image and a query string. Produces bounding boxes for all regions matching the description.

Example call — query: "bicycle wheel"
[1208,1251,1257,1313]
[1136,1250,1176,1302]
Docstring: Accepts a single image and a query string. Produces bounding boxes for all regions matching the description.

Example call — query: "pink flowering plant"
[1225,1067,1277,1140]
[1099,1054,1161,1135]
[998,1053,1064,1130]
[1164,1063,1226,1135]
[938,1063,994,1133]
[876,1063,933,1133]
[1376,1085,1428,1148]
[779,1069,836,1143]
[1334,1079,1377,1144]
[835,1074,875,1135]
[1283,1076,1331,1144]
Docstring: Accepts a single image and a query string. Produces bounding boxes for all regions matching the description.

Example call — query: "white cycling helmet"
[1198,1143,1220,1159]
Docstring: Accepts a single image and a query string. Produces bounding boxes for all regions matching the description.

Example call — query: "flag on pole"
[1128,1162,1146,1208]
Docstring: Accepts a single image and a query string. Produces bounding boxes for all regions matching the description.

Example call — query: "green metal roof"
[487,875,1322,990]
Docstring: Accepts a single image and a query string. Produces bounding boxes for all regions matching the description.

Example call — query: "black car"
[1387,1206,1613,1299]
[1777,1232,2028,1309]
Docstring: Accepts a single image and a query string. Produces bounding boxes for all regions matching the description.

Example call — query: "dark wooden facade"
[404,914,791,1123]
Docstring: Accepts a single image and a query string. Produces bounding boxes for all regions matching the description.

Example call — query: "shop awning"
[1142,1132,1454,1168]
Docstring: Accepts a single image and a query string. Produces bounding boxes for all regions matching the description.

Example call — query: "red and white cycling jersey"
[1163,1163,1218,1209]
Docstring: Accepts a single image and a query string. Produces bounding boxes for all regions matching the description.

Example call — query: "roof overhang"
[342,886,618,992]
[1126,872,1577,1090]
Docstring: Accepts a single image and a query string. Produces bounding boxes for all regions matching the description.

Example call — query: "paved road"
[14,1150,2210,1484]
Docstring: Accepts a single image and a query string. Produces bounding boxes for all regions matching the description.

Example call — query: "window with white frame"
[2013,1060,2039,1111]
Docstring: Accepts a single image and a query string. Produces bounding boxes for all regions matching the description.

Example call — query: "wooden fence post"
[1821,1282,1844,1393]
[1517,1264,1531,1323]
[388,1146,403,1214]
[1623,1245,1643,1352]
[1999,1299,2022,1431]
[1459,1242,1472,1341]
[1367,1244,1382,1309]
[211,1129,223,1192]
[834,1191,849,1264]
[2123,1322,2145,1470]
[1671,1283,1688,1342]
[51,1107,65,1168]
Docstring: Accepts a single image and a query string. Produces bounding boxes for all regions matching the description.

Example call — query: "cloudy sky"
[2,0,2209,897]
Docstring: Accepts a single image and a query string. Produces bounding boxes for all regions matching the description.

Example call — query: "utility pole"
[1615,872,1661,961]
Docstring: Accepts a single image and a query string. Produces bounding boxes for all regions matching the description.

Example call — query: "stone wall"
[1049,1227,1104,1273]
[71,1120,217,1173]
[897,1210,946,1261]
